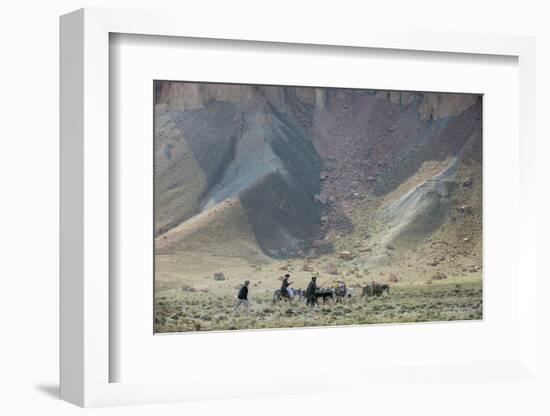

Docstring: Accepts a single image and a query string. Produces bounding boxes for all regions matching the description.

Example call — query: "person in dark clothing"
[281,274,292,298]
[305,276,318,306]
[234,280,250,310]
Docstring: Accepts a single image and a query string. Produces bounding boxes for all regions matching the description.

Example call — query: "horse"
[315,288,335,304]
[361,282,390,300]
[293,288,305,299]
[333,286,357,303]
[334,286,347,303]
[272,289,292,304]
[273,288,304,304]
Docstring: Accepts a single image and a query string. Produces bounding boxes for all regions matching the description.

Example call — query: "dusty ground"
[155,272,482,333]
[154,251,482,333]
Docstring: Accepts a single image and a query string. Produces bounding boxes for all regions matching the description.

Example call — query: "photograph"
[153,81,483,333]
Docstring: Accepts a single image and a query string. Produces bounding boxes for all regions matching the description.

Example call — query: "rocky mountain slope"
[154,81,482,279]
[155,83,325,259]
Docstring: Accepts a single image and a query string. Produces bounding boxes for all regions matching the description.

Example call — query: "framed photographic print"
[60,7,539,409]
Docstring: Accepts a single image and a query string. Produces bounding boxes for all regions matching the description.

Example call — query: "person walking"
[305,276,318,306]
[234,280,250,311]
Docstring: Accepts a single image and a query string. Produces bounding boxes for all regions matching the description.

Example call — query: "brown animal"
[361,282,390,299]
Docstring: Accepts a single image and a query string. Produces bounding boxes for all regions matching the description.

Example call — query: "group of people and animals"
[275,274,391,306]
[272,274,331,305]
[234,273,391,310]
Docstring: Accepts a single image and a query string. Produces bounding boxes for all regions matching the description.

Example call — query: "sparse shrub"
[214,272,226,281]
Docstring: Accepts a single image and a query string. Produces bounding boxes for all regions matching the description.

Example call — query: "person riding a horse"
[281,274,292,298]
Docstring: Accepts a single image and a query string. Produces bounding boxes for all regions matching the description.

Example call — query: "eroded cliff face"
[418,93,478,120]
[155,82,256,110]
[375,90,478,120]
[155,81,328,113]
[154,82,323,258]
[156,82,478,122]
[375,90,416,106]
[154,81,482,263]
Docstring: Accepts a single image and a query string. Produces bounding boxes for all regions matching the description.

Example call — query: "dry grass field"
[155,250,482,333]
[154,276,482,333]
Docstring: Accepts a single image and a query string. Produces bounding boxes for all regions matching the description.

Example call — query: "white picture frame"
[60,7,538,408]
